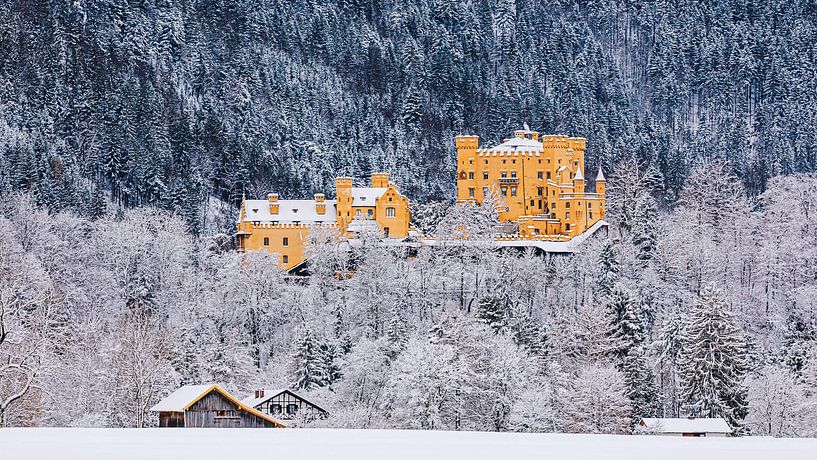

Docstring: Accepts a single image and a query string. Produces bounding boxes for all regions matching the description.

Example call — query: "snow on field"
[1,428,815,460]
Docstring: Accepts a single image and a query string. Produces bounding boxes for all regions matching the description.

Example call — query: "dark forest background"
[1,0,816,233]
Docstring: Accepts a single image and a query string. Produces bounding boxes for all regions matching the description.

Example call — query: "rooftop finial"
[523,122,530,131]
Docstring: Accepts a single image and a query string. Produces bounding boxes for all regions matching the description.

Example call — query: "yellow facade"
[237,173,411,270]
[456,127,605,238]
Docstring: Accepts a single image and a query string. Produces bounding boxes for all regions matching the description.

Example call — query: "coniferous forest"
[1,0,817,438]
[2,0,817,232]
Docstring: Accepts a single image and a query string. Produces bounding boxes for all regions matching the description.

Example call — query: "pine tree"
[677,285,748,433]
[476,295,509,333]
[622,349,660,424]
[292,328,327,391]
[631,195,658,265]
[597,242,620,298]
[607,284,643,358]
[386,305,408,360]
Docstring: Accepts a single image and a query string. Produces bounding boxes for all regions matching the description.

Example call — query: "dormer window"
[252,208,258,213]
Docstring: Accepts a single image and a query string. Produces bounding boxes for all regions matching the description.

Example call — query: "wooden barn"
[637,417,732,437]
[150,384,285,428]
[242,388,328,423]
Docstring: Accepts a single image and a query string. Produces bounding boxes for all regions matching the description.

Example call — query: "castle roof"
[573,168,584,180]
[241,199,338,224]
[351,187,389,207]
[596,168,606,181]
[487,137,543,153]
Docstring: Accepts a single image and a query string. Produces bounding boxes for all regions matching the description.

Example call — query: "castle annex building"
[237,173,410,270]
[456,126,606,239]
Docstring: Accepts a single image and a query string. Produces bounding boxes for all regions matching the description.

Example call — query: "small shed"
[242,388,328,422]
[637,417,732,437]
[151,384,285,428]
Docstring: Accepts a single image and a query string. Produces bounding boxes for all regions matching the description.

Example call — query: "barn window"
[272,404,283,415]
[287,404,298,415]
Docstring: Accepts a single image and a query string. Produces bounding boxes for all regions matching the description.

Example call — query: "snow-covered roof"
[242,199,338,224]
[351,187,388,207]
[574,168,584,180]
[242,388,328,413]
[487,137,544,153]
[639,418,732,434]
[596,168,606,181]
[150,385,215,412]
[150,384,286,427]
[347,219,380,233]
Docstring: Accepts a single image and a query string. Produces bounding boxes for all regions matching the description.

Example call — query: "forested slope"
[1,0,816,232]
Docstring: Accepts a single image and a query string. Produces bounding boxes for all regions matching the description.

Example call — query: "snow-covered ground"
[1,428,815,460]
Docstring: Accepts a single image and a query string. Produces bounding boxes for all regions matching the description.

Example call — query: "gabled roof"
[241,199,338,224]
[150,384,286,427]
[639,418,731,434]
[351,187,388,207]
[242,389,329,414]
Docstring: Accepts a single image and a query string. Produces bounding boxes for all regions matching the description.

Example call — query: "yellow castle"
[237,173,411,270]
[456,125,605,238]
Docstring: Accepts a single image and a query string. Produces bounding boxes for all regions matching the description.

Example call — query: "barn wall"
[183,390,278,428]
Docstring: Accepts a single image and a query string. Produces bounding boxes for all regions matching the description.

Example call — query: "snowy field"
[1,428,816,460]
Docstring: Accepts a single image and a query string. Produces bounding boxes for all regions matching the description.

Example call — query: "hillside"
[1,1,816,233]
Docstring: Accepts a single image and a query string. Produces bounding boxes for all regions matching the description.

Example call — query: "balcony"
[498,177,519,185]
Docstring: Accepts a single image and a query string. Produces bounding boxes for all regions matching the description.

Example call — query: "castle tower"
[455,135,479,202]
[335,177,353,230]
[371,172,389,188]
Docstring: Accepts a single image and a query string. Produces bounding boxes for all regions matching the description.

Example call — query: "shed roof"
[639,418,732,434]
[150,384,286,427]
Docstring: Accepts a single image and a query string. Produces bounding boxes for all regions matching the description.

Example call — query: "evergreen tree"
[607,284,643,358]
[622,349,660,424]
[677,285,748,433]
[631,195,658,265]
[476,295,509,333]
[291,328,327,391]
[597,242,620,298]
[386,305,408,360]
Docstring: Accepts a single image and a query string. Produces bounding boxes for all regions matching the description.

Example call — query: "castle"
[456,126,605,238]
[236,173,410,270]
[238,126,606,270]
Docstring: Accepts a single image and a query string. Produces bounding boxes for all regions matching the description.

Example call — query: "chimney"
[268,193,279,215]
[315,193,326,215]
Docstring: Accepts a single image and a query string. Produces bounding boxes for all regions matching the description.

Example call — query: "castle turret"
[268,193,279,215]
[372,172,389,188]
[596,168,606,196]
[455,135,479,202]
[573,168,585,194]
[335,177,353,230]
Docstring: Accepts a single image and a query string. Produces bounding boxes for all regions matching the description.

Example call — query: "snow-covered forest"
[1,0,817,234]
[2,163,816,435]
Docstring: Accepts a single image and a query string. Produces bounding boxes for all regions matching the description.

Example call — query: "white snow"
[640,418,732,434]
[1,428,815,460]
[597,168,606,181]
[149,384,216,412]
[242,199,338,224]
[350,187,388,206]
[488,136,544,152]
[241,388,288,408]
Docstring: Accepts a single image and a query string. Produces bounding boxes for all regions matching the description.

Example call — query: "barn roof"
[242,389,328,414]
[150,384,286,427]
[639,418,732,434]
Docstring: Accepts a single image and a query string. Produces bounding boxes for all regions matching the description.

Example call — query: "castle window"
[386,207,395,217]
[501,171,507,178]
[283,237,289,247]
[547,172,552,180]
[356,209,361,216]
[511,187,517,197]
[483,187,489,196]
[512,160,516,164]
[483,171,489,180]
[501,187,508,196]
[263,237,269,246]
[468,172,474,180]
[589,212,593,220]
[384,227,390,237]
[565,223,571,231]
[469,188,475,198]
[566,212,571,219]
[502,159,506,164]
[537,172,543,180]
[368,209,374,218]
[538,200,542,209]
[469,159,473,165]
[566,202,571,209]
[283,255,289,264]
[538,160,542,164]
[511,171,517,178]
[530,200,535,207]
[537,187,543,196]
